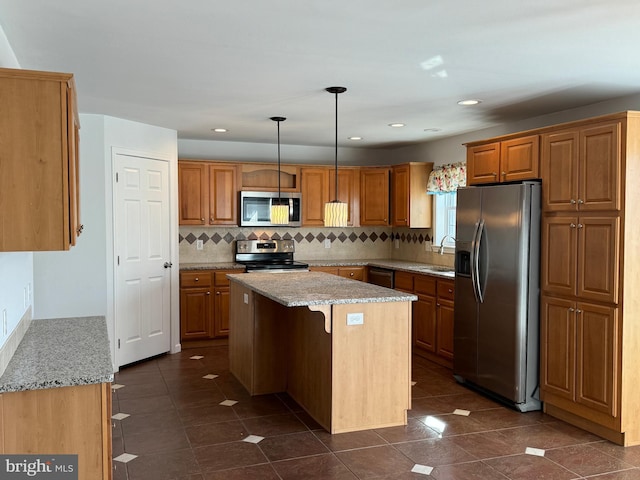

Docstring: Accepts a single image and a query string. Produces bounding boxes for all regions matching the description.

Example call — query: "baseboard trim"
[0,307,32,377]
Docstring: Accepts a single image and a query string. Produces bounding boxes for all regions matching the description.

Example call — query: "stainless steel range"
[235,239,309,272]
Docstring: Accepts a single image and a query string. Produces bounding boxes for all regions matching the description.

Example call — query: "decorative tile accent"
[316,232,326,242]
[112,413,130,420]
[114,453,138,463]
[304,233,315,242]
[338,232,348,242]
[348,232,358,242]
[198,233,209,243]
[220,399,238,407]
[525,447,546,457]
[294,233,304,242]
[243,435,265,444]
[185,233,196,244]
[327,232,337,241]
[223,233,234,243]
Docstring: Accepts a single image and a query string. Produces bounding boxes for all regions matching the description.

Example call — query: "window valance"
[427,162,466,194]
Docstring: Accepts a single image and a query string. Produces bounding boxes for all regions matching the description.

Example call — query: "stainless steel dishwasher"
[368,266,395,288]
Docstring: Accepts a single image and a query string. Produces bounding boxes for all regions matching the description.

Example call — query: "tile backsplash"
[178,226,454,266]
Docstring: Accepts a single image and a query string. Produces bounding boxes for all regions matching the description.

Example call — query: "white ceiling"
[1,0,640,149]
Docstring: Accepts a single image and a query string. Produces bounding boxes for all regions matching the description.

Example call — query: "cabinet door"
[414,294,437,354]
[180,287,212,340]
[329,168,359,227]
[436,298,455,361]
[67,84,81,246]
[500,135,539,182]
[540,295,576,401]
[576,302,618,417]
[179,162,207,225]
[391,165,409,226]
[577,216,620,304]
[360,168,389,225]
[208,165,237,225]
[213,288,230,338]
[541,215,578,297]
[467,142,500,185]
[301,168,330,226]
[541,130,579,212]
[579,123,621,212]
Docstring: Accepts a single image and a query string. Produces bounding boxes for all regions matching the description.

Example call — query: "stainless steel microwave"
[239,191,302,227]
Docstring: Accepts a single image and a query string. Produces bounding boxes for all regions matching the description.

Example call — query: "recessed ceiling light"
[389,123,405,128]
[457,99,481,106]
[211,128,228,133]
[348,136,362,141]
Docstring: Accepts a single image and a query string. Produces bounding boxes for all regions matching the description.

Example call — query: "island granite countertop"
[0,316,114,393]
[227,271,418,307]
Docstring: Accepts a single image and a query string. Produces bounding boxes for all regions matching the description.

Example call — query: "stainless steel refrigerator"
[453,181,541,412]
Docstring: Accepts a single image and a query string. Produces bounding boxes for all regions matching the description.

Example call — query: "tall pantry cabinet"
[539,111,640,446]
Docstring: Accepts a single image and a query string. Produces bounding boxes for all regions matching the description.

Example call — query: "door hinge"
[118,339,121,349]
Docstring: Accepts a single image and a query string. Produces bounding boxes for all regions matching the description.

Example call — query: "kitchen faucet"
[438,235,456,255]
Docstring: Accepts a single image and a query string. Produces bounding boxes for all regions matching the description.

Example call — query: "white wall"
[0,24,32,349]
[33,114,178,369]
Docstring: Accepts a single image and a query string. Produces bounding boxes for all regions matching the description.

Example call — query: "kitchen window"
[432,192,457,253]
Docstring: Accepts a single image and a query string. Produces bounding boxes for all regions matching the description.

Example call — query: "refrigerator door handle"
[473,219,485,303]
[470,220,482,304]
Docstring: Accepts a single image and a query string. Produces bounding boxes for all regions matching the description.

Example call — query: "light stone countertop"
[0,316,114,393]
[227,271,418,307]
[180,259,455,278]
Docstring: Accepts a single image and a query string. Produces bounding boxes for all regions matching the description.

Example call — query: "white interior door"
[114,154,171,367]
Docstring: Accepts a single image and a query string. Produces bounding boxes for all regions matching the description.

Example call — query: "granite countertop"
[0,316,114,393]
[180,259,455,278]
[227,271,417,307]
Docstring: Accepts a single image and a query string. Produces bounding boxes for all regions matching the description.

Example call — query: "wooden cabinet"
[360,168,390,225]
[466,135,539,185]
[180,269,242,343]
[391,163,433,228]
[309,266,366,282]
[0,67,82,251]
[536,111,640,446]
[240,163,299,191]
[541,122,621,212]
[178,161,237,226]
[0,383,112,479]
[541,214,620,304]
[301,167,330,226]
[394,270,454,368]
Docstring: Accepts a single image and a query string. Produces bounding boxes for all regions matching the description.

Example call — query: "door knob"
[164,262,173,268]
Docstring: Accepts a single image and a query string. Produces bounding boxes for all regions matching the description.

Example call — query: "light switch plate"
[324,239,331,249]
[196,239,204,250]
[394,239,400,249]
[347,312,364,326]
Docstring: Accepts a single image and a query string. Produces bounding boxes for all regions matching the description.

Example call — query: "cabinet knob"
[216,291,221,295]
[570,199,576,204]
[194,277,199,281]
[201,218,205,222]
[501,171,506,177]
[210,217,214,223]
[577,224,583,229]
[576,309,583,314]
[206,291,211,295]
[577,199,584,205]
[350,272,354,277]
[570,223,576,228]
[492,172,497,177]
[569,307,575,312]
[448,288,453,293]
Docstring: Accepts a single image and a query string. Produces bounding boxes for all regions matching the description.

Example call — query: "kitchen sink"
[415,265,455,274]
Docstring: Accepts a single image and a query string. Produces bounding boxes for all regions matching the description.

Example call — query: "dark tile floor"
[111,346,640,479]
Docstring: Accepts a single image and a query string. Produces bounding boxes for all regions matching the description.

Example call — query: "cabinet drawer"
[339,267,364,281]
[213,270,242,286]
[414,274,436,296]
[437,280,455,300]
[394,271,414,292]
[181,271,212,287]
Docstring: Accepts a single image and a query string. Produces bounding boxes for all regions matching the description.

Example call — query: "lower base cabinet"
[180,269,243,343]
[394,271,455,368]
[0,382,112,479]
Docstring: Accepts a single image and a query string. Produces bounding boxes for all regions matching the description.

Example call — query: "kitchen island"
[227,271,417,434]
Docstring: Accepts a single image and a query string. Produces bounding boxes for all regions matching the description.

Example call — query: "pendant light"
[324,86,349,227]
[270,116,289,225]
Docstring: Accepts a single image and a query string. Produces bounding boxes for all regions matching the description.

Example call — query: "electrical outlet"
[394,239,400,249]
[346,312,364,326]
[324,239,331,249]
[196,239,204,250]
[243,293,249,304]
[425,241,430,251]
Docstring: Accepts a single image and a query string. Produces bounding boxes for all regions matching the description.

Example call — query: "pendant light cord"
[325,86,346,203]
[277,119,281,203]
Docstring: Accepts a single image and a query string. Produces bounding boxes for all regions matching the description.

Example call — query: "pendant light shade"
[270,116,289,225]
[324,86,349,228]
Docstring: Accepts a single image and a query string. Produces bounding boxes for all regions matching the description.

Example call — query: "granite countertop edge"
[0,316,114,394]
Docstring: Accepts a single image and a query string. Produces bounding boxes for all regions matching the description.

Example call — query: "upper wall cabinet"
[0,67,81,251]
[240,163,299,191]
[360,167,390,226]
[466,135,540,185]
[391,162,433,228]
[179,161,238,226]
